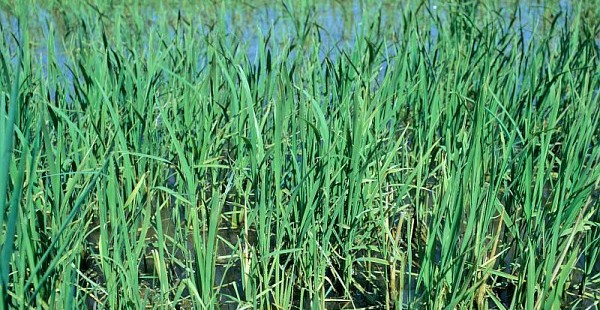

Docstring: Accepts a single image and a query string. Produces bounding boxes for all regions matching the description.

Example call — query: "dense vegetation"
[0,1,599,309]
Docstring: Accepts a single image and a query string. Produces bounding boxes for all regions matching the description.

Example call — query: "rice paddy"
[0,0,599,309]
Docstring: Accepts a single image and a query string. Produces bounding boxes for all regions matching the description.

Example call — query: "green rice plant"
[0,0,599,309]
[0,25,24,310]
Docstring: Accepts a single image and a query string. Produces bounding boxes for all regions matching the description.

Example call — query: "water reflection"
[0,0,587,73]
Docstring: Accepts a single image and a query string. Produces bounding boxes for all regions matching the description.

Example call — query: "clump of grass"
[1,0,599,309]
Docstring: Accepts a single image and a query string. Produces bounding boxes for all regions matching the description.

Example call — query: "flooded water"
[1,0,592,111]
[0,0,592,74]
